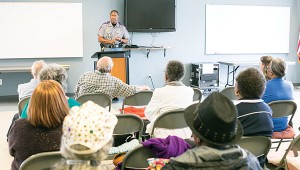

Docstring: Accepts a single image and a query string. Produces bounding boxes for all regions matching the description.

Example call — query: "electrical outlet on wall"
[0,79,2,85]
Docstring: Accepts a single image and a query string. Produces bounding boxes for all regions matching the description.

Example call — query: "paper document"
[202,64,214,74]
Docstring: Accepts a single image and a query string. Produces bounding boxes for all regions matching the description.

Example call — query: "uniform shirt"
[236,99,273,137]
[262,77,294,132]
[17,79,39,101]
[98,21,129,47]
[74,71,138,99]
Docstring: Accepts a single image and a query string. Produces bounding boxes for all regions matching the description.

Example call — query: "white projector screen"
[0,2,83,59]
[205,5,290,54]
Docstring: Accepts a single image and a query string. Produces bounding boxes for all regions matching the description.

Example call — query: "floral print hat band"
[62,101,118,155]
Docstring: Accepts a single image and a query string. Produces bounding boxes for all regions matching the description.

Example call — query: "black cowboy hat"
[184,92,243,146]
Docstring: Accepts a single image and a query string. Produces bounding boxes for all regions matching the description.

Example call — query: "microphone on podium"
[148,75,155,90]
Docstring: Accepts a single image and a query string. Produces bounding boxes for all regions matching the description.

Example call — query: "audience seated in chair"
[53,101,117,170]
[74,56,150,99]
[262,58,294,138]
[162,92,262,170]
[17,60,46,101]
[145,60,193,139]
[234,67,273,137]
[8,80,69,170]
[20,63,80,119]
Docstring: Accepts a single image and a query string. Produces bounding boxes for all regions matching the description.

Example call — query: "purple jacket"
[142,135,191,158]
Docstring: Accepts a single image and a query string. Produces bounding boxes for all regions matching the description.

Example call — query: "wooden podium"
[91,50,130,84]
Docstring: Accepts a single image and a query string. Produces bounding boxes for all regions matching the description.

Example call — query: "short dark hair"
[235,68,266,99]
[165,60,185,82]
[110,10,119,15]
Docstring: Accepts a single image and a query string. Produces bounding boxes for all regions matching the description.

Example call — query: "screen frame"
[124,0,176,32]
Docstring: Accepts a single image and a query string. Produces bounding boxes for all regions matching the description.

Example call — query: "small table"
[219,61,295,87]
[219,61,259,87]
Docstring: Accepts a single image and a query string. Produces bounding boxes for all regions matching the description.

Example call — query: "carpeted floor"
[0,111,17,170]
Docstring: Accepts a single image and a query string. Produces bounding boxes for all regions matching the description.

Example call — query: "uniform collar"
[108,21,120,28]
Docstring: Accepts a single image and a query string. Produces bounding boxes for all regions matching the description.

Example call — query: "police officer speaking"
[98,10,129,48]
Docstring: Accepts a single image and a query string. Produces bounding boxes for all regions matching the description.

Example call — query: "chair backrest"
[18,96,30,115]
[237,136,271,158]
[220,86,238,100]
[19,151,63,170]
[76,92,112,111]
[268,100,297,123]
[150,109,187,137]
[114,114,144,140]
[121,144,155,170]
[193,88,202,101]
[121,91,153,113]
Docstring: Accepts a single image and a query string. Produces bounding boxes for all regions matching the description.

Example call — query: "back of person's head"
[38,63,68,92]
[31,60,46,78]
[28,80,69,129]
[260,56,273,66]
[97,56,113,73]
[55,101,117,170]
[260,56,273,79]
[165,60,185,82]
[235,68,266,99]
[184,92,242,148]
[270,58,286,78]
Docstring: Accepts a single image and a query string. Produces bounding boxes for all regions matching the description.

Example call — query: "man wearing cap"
[162,92,262,170]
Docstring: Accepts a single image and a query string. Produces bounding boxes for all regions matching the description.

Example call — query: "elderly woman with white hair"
[145,60,194,139]
[20,63,80,119]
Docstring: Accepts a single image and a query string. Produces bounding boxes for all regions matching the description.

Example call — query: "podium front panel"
[111,58,127,83]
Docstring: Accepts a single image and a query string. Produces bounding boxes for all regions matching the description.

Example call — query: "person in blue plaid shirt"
[74,56,150,99]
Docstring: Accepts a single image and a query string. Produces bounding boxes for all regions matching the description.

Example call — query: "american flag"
[298,32,300,63]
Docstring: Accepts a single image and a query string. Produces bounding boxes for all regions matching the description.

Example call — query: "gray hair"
[97,56,114,73]
[165,60,185,82]
[53,139,113,170]
[38,63,68,92]
[31,60,46,78]
[270,58,286,78]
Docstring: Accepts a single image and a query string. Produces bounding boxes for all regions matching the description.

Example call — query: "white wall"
[0,0,299,97]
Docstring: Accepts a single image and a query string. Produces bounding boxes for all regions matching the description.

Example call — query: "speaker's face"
[110,12,119,24]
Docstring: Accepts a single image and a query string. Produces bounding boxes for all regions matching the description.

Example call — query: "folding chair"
[18,96,30,115]
[237,136,271,167]
[193,88,202,101]
[150,108,187,138]
[19,151,63,170]
[76,92,112,111]
[274,134,300,170]
[121,91,153,113]
[268,100,297,151]
[114,114,144,146]
[121,144,155,170]
[220,86,238,100]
